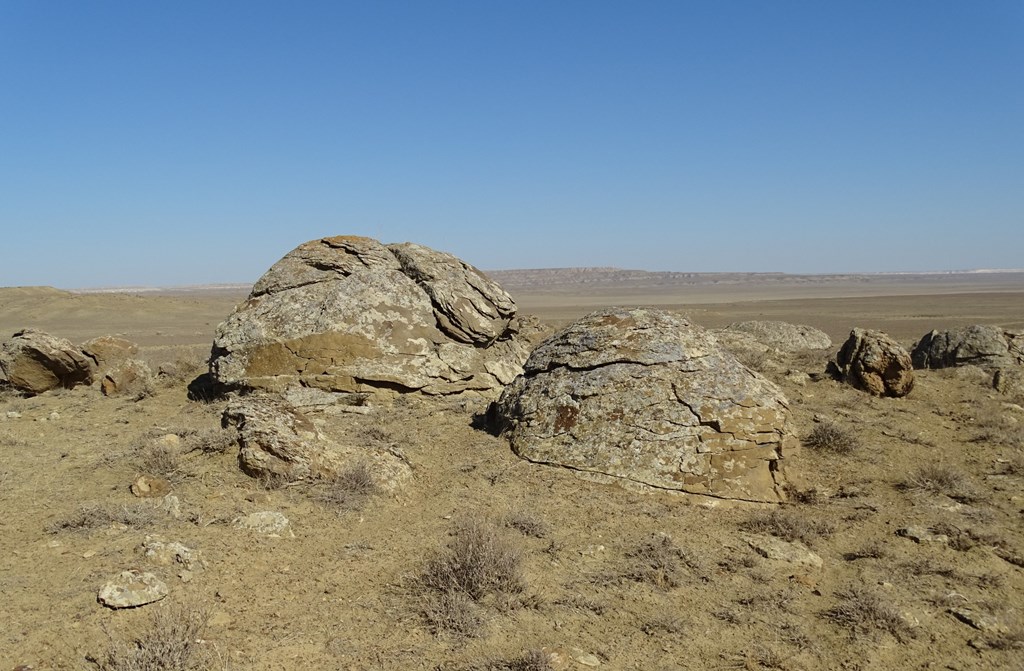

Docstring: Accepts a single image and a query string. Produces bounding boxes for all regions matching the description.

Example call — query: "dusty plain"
[1,270,1023,670]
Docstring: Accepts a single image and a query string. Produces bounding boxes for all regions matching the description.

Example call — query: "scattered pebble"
[897,526,949,544]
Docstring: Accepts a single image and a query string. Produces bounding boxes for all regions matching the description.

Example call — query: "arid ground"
[2,271,1023,670]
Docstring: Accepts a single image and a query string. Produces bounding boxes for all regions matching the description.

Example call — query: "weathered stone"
[81,336,139,372]
[209,236,537,397]
[222,395,412,489]
[833,328,914,397]
[742,533,823,568]
[97,570,168,608]
[0,329,94,394]
[913,325,1024,370]
[100,358,153,397]
[232,511,292,535]
[725,321,832,352]
[493,308,796,503]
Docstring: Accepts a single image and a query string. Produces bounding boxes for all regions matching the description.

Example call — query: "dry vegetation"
[2,288,1024,670]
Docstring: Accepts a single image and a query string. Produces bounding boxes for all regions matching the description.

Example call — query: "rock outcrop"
[723,321,832,352]
[222,395,412,489]
[833,328,914,397]
[912,325,1024,370]
[0,329,94,394]
[209,236,537,396]
[492,308,796,503]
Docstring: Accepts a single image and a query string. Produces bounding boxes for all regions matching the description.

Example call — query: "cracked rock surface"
[912,324,1024,370]
[0,329,95,394]
[834,328,915,397]
[493,308,795,503]
[209,236,537,396]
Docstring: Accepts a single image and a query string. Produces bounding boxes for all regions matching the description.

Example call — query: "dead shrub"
[422,590,484,640]
[137,442,183,480]
[314,462,379,512]
[822,586,915,642]
[899,465,978,502]
[624,534,698,590]
[89,603,222,671]
[47,502,158,533]
[804,421,859,454]
[554,594,606,616]
[739,509,833,546]
[420,516,525,600]
[640,614,685,635]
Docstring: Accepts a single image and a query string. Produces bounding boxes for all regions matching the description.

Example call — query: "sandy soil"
[1,276,1023,670]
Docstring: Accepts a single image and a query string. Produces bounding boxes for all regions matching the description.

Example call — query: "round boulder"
[0,329,94,394]
[834,328,914,397]
[912,325,1024,370]
[724,321,832,352]
[493,308,796,503]
[209,236,537,396]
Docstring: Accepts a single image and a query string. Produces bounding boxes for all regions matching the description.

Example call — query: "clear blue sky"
[2,1,1021,287]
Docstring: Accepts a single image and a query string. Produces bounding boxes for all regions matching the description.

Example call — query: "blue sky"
[1,1,1021,287]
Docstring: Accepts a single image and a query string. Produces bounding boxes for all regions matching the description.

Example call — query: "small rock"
[574,652,601,667]
[161,494,181,519]
[130,475,172,498]
[6,411,21,419]
[48,411,60,421]
[742,533,823,568]
[153,433,181,449]
[579,544,606,557]
[97,570,168,608]
[232,511,292,535]
[896,526,949,544]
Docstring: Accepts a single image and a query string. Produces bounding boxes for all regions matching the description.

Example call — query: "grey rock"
[223,395,412,489]
[742,533,823,568]
[232,511,292,535]
[949,607,1009,633]
[725,321,832,352]
[833,328,914,397]
[912,325,1024,370]
[494,308,796,503]
[97,570,168,608]
[0,329,94,394]
[209,236,537,397]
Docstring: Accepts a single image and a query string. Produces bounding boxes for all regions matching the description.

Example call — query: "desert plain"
[2,268,1023,670]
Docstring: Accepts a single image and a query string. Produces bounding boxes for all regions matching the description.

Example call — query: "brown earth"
[1,274,1023,670]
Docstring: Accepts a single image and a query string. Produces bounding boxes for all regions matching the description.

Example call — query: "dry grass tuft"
[822,586,915,642]
[804,420,859,454]
[90,603,223,671]
[739,509,834,546]
[137,442,183,480]
[418,515,526,638]
[624,534,699,590]
[421,589,485,640]
[47,502,158,534]
[899,465,978,502]
[420,516,525,600]
[314,462,379,512]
